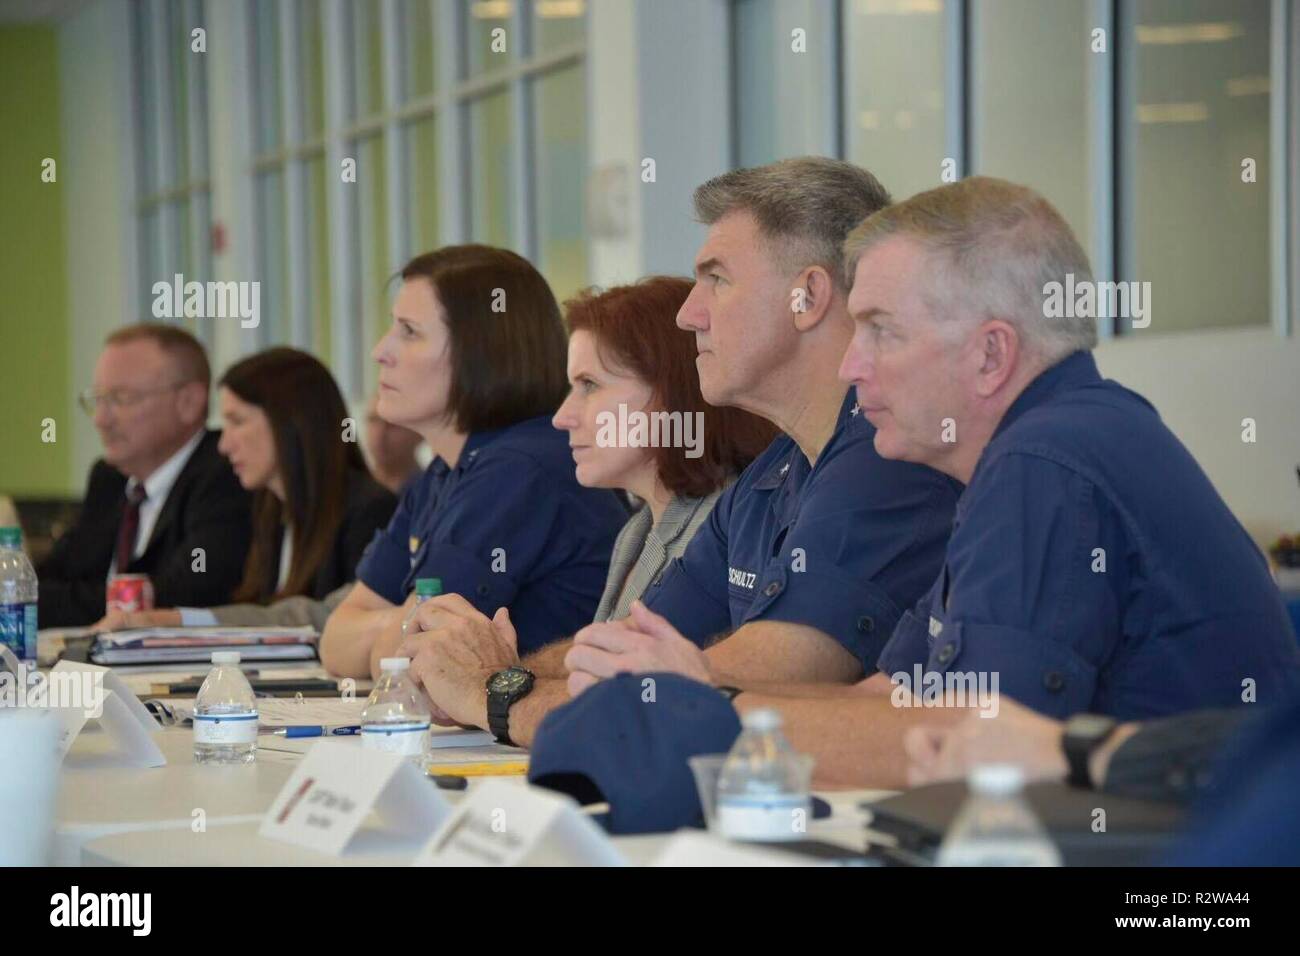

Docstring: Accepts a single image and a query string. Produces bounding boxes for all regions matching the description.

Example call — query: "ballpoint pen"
[267,725,362,738]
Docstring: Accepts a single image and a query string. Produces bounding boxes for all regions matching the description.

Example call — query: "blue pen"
[269,725,362,738]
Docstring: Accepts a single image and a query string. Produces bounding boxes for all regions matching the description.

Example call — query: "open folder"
[89,625,318,665]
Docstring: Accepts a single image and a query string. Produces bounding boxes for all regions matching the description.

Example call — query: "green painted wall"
[0,26,72,497]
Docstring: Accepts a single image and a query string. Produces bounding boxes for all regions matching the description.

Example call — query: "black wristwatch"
[1062,714,1120,789]
[485,666,535,746]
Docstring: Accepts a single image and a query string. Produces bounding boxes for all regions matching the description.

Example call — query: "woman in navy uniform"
[320,245,628,678]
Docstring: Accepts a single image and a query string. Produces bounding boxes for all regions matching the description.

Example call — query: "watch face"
[490,669,529,694]
[1069,714,1115,739]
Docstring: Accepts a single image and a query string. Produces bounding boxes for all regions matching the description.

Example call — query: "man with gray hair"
[393,157,962,748]
[558,175,1299,788]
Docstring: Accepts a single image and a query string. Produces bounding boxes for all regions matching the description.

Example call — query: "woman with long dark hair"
[98,348,395,628]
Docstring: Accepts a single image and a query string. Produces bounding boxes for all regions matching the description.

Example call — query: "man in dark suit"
[38,323,252,626]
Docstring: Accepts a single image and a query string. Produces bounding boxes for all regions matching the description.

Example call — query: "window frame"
[733,0,1294,339]
[241,0,590,400]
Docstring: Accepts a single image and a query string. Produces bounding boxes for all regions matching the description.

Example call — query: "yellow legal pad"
[425,761,529,777]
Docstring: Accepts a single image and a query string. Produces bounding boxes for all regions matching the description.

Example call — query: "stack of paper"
[89,626,318,665]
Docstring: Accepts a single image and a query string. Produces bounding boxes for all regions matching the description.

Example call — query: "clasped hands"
[394,595,715,727]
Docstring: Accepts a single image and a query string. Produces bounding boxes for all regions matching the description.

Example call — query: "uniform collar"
[458,415,548,467]
[428,417,542,477]
[753,389,860,490]
[991,350,1100,443]
[461,424,507,461]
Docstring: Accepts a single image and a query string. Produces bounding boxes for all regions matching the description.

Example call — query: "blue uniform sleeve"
[405,451,561,618]
[879,451,1122,717]
[641,483,734,645]
[355,475,421,605]
[742,450,957,673]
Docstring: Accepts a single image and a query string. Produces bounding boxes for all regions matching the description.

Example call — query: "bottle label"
[193,712,259,744]
[716,794,811,842]
[0,602,37,661]
[361,720,430,756]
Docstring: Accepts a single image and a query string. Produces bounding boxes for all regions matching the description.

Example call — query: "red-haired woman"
[552,277,777,621]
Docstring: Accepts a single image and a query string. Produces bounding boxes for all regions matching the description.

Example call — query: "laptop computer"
[864,780,1185,866]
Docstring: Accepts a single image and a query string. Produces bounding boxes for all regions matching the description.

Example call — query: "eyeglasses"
[77,383,190,415]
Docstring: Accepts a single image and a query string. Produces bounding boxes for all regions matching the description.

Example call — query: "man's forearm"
[733,691,964,790]
[522,639,574,679]
[320,605,398,679]
[703,620,864,686]
[505,678,571,748]
[368,616,409,679]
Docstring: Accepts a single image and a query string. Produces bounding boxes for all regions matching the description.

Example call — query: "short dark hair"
[399,245,569,432]
[693,157,892,290]
[564,277,778,498]
[105,322,211,388]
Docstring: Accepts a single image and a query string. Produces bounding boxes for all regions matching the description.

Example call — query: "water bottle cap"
[414,578,442,598]
[741,707,782,732]
[0,526,21,548]
[969,763,1025,795]
[211,651,241,665]
[380,657,411,671]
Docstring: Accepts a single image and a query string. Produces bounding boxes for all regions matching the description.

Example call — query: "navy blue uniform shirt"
[877,351,1300,719]
[641,389,962,671]
[355,416,628,654]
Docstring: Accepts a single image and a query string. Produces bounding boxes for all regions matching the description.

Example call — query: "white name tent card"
[47,660,166,767]
[414,779,625,867]
[51,659,158,727]
[651,830,819,867]
[259,739,450,856]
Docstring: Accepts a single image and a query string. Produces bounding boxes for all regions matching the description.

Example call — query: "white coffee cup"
[0,707,63,865]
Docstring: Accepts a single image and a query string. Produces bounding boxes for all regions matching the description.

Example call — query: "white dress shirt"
[108,429,206,579]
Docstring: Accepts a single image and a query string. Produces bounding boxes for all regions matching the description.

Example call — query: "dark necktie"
[115,484,148,572]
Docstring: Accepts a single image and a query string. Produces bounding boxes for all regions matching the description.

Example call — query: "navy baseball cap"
[527,672,742,834]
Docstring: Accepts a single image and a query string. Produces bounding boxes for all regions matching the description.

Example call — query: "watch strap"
[1063,715,1119,789]
[486,668,534,746]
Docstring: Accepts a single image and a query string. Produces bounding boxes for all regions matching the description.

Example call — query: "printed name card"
[414,779,625,867]
[259,740,451,856]
[651,830,817,867]
[47,660,166,767]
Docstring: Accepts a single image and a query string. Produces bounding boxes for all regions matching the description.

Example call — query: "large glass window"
[468,0,516,77]
[843,0,949,203]
[213,0,588,397]
[469,90,516,249]
[971,0,1090,253]
[534,64,588,302]
[731,0,1287,337]
[734,0,833,167]
[1125,0,1272,333]
[132,0,213,347]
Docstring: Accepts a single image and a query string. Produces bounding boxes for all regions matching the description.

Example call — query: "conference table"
[57,670,893,867]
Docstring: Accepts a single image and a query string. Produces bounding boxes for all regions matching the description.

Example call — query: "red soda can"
[107,574,155,613]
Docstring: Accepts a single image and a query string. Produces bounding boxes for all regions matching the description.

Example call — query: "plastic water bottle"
[401,577,442,637]
[0,527,38,663]
[193,651,259,765]
[360,658,431,766]
[716,708,812,842]
[936,764,1063,866]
